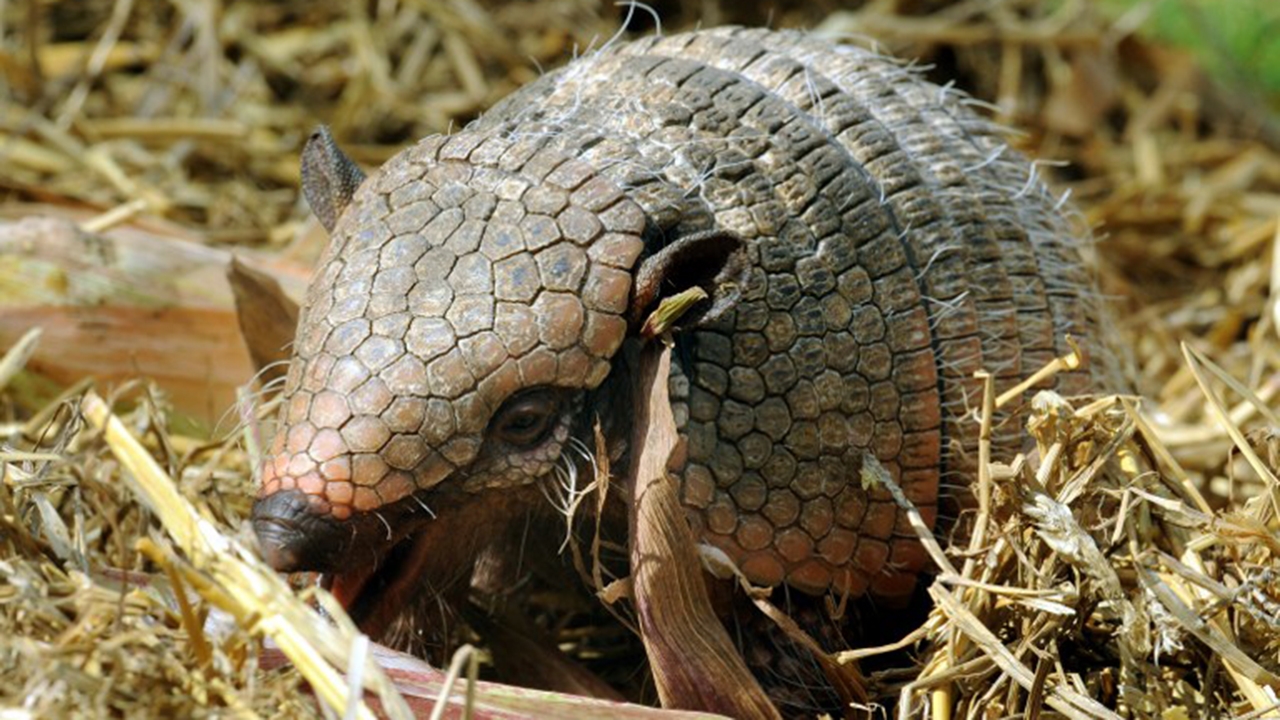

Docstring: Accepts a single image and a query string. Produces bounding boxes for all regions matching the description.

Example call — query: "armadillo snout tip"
[252,489,348,573]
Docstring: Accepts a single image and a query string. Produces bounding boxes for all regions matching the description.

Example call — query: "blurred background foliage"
[1099,0,1280,105]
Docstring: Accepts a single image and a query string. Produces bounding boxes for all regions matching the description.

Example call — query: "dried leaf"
[228,255,300,388]
[627,340,778,718]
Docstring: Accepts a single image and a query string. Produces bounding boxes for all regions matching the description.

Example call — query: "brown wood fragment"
[0,213,308,426]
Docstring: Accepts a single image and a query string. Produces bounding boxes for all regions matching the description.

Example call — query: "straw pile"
[1,0,1278,717]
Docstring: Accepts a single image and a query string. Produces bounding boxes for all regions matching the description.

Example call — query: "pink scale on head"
[309,428,347,463]
[321,456,352,482]
[310,391,352,429]
[331,505,352,521]
[383,397,427,433]
[587,233,644,268]
[297,472,326,497]
[287,453,317,479]
[382,435,427,470]
[326,481,354,505]
[353,487,381,512]
[441,435,481,465]
[460,332,508,378]
[286,422,316,454]
[309,496,332,515]
[426,351,474,400]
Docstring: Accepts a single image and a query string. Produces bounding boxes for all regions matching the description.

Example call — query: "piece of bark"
[627,340,780,718]
[0,212,308,426]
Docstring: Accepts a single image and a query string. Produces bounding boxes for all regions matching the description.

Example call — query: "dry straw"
[2,0,1279,717]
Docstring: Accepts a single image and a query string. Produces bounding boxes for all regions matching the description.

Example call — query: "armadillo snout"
[252,488,348,573]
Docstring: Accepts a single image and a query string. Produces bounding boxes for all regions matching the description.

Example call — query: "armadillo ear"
[300,126,366,233]
[628,230,750,332]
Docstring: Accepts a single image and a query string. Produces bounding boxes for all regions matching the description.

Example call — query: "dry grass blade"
[80,198,149,233]
[898,327,1280,718]
[4,0,1280,716]
[1181,343,1280,520]
[1137,565,1276,705]
[77,391,413,720]
[931,585,1122,720]
[0,327,41,391]
[1124,399,1215,515]
[428,645,479,720]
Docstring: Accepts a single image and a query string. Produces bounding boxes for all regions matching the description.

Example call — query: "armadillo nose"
[251,489,347,573]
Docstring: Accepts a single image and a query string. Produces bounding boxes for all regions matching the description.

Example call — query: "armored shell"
[253,27,1117,607]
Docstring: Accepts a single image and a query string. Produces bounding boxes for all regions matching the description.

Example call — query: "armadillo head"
[252,127,744,636]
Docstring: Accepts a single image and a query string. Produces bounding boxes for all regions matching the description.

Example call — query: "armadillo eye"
[492,390,559,448]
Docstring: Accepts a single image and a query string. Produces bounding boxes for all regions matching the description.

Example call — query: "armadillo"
[252,27,1117,637]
